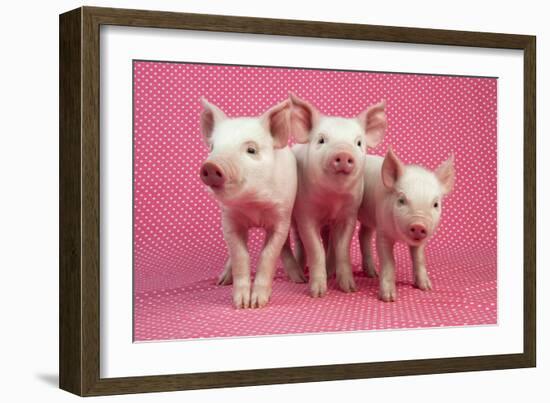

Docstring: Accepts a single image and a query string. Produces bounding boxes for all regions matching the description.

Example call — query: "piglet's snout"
[200,161,226,188]
[408,223,428,241]
[330,151,355,174]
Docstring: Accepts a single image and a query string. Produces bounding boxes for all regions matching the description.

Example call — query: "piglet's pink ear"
[289,93,320,144]
[357,100,387,149]
[200,98,227,146]
[381,147,404,190]
[261,99,292,149]
[435,155,455,195]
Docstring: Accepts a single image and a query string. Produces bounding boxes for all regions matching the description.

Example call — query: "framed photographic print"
[59,6,536,396]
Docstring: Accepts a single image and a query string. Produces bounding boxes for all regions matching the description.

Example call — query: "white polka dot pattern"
[133,61,497,341]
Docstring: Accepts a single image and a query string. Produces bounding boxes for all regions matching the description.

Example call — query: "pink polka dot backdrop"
[133,61,497,342]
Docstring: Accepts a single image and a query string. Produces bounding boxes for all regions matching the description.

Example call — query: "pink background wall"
[133,61,497,341]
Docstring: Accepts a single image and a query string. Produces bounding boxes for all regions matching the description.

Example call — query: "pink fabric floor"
[133,61,497,342]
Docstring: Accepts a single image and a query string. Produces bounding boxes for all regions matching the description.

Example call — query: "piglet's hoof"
[232,284,251,309]
[414,275,432,291]
[286,263,307,284]
[310,278,327,298]
[379,282,397,302]
[362,263,378,279]
[216,260,233,285]
[337,274,357,293]
[217,271,232,286]
[251,285,272,308]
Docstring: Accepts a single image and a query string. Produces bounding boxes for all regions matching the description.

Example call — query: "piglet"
[283,94,387,297]
[358,148,455,302]
[199,98,300,308]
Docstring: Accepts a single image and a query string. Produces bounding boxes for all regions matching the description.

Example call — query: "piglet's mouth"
[208,183,230,194]
[406,231,430,244]
[328,166,356,176]
[209,180,241,194]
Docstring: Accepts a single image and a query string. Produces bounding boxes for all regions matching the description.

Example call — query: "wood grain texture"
[523,38,536,367]
[85,353,532,396]
[81,6,102,395]
[59,7,83,396]
[84,6,531,49]
[59,5,537,396]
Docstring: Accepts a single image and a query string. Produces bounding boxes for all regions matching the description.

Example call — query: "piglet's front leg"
[376,233,397,302]
[223,221,251,309]
[251,223,290,308]
[410,245,432,291]
[332,218,357,293]
[297,219,327,298]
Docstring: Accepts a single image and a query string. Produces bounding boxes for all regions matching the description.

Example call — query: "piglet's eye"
[398,197,406,205]
[433,202,439,208]
[357,140,362,147]
[247,147,257,155]
[318,137,325,145]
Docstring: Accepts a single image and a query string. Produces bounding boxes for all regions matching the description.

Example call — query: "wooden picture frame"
[59,6,536,396]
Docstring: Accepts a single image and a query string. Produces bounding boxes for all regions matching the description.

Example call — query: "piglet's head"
[199,98,291,203]
[290,93,386,190]
[381,148,455,245]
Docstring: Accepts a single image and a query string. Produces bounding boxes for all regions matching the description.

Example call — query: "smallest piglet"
[358,148,455,302]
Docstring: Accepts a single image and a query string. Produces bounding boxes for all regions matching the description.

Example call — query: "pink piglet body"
[358,149,455,302]
[283,94,387,297]
[199,98,299,309]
